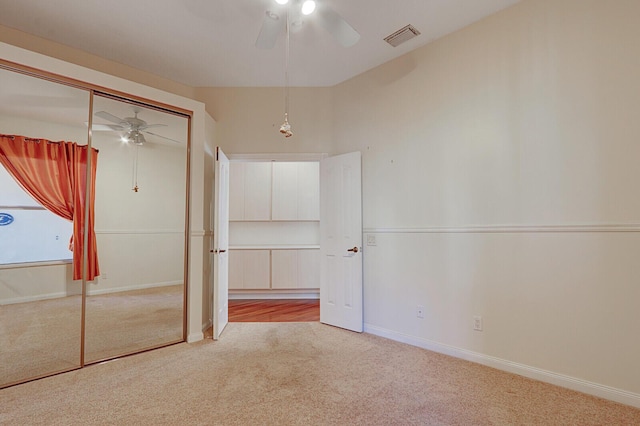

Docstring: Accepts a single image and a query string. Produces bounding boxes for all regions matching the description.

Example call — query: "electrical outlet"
[416,305,425,319]
[102,272,108,280]
[367,235,377,246]
[473,316,483,331]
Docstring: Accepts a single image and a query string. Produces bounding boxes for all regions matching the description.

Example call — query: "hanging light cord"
[279,5,293,137]
[284,7,290,117]
[132,144,139,192]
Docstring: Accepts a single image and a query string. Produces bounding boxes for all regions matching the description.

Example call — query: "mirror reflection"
[1,66,189,388]
[0,67,89,387]
[83,95,188,363]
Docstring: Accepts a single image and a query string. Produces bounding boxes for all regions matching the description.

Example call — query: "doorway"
[226,154,322,322]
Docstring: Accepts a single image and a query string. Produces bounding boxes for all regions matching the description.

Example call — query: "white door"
[212,147,230,340]
[320,151,363,332]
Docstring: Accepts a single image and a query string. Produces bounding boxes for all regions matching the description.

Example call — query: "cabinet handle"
[347,246,359,253]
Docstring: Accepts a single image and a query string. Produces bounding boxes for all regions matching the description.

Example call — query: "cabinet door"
[271,162,298,220]
[271,249,320,289]
[272,162,319,221]
[297,162,320,221]
[244,250,271,289]
[244,163,272,220]
[228,250,244,289]
[229,162,272,221]
[228,163,245,221]
[271,250,297,289]
[298,249,320,288]
[228,250,270,289]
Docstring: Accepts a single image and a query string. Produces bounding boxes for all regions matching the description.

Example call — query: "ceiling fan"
[256,0,360,49]
[93,109,180,145]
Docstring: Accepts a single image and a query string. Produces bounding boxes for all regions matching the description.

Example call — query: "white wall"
[332,0,640,406]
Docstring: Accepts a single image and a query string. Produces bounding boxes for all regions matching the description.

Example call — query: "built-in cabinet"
[229,162,272,221]
[272,162,319,221]
[228,250,270,289]
[272,249,320,289]
[228,248,320,290]
[228,161,320,294]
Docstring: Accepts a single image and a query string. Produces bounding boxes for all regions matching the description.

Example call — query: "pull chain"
[132,144,139,192]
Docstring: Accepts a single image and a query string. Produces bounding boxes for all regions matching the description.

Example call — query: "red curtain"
[0,134,100,281]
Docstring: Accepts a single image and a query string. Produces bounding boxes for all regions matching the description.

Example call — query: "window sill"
[0,259,72,270]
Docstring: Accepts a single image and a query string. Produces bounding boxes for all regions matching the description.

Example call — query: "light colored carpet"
[0,285,183,387]
[0,295,83,386]
[1,322,639,425]
[84,285,183,363]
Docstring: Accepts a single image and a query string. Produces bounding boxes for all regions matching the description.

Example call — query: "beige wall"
[332,0,640,405]
[197,0,640,405]
[195,87,332,155]
[3,0,640,406]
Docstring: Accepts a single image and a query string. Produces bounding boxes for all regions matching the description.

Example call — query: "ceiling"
[0,0,520,87]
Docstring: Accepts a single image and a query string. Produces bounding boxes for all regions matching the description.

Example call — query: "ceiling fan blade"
[255,10,284,49]
[84,122,125,131]
[95,111,126,125]
[94,123,125,131]
[317,4,360,48]
[143,131,182,144]
[139,123,168,130]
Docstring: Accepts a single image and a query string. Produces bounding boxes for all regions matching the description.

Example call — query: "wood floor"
[228,299,319,322]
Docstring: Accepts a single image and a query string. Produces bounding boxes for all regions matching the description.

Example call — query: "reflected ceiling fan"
[256,0,360,49]
[94,108,180,145]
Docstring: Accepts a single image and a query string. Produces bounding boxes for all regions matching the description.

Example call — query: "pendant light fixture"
[132,144,140,192]
[273,0,317,138]
[279,4,293,138]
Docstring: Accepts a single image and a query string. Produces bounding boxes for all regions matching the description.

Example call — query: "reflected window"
[0,165,72,264]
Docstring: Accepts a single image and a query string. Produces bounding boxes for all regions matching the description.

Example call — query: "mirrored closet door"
[0,67,89,387]
[0,64,190,387]
[84,95,188,363]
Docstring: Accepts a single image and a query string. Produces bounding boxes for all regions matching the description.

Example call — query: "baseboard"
[185,320,211,343]
[229,290,319,300]
[187,331,204,343]
[2,280,182,305]
[202,319,212,335]
[87,280,182,296]
[1,290,80,305]
[364,323,640,409]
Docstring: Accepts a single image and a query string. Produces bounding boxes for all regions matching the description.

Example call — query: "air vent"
[384,24,421,47]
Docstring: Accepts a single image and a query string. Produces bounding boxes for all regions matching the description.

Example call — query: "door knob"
[347,246,359,253]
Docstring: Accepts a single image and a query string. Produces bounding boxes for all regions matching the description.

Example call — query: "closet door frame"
[0,59,192,387]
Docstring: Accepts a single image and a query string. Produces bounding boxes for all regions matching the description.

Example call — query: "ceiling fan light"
[275,0,289,4]
[134,131,146,145]
[301,0,316,15]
